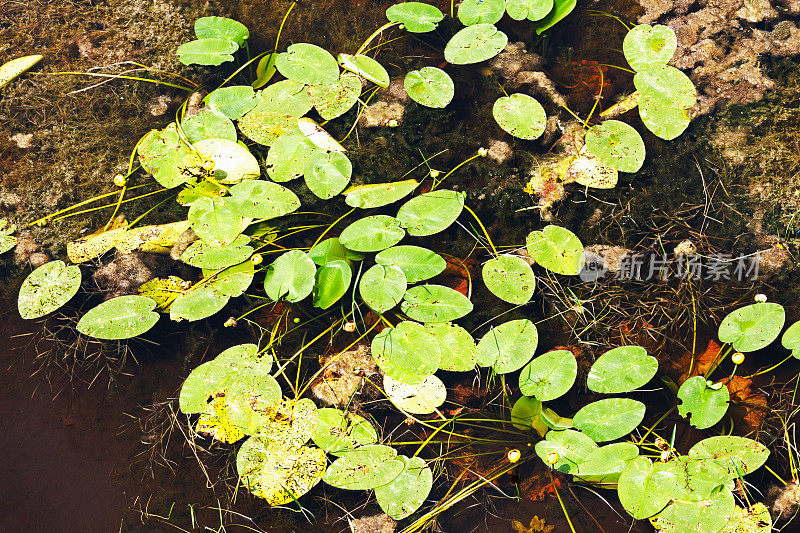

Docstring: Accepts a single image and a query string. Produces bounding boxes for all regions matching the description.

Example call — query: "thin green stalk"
[550,471,577,533]
[463,205,498,256]
[355,22,400,56]
[44,71,195,92]
[431,153,482,191]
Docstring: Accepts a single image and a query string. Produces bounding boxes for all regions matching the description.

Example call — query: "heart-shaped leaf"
[275,43,339,85]
[372,321,441,384]
[444,24,508,65]
[401,284,473,323]
[782,320,800,358]
[177,38,239,66]
[404,67,454,108]
[384,373,446,414]
[265,133,316,182]
[309,237,365,266]
[181,108,237,143]
[237,110,298,146]
[617,457,672,519]
[396,189,465,236]
[385,2,444,33]
[375,455,432,520]
[652,489,735,533]
[193,138,260,185]
[137,123,200,188]
[518,349,577,401]
[227,180,301,219]
[718,302,785,352]
[263,249,317,302]
[534,429,597,474]
[311,408,377,455]
[677,375,730,429]
[207,85,258,120]
[181,235,254,270]
[575,442,639,484]
[344,179,420,208]
[482,254,536,305]
[492,93,547,140]
[526,225,584,275]
[634,64,696,110]
[360,264,407,313]
[309,73,362,120]
[313,259,352,309]
[18,260,82,319]
[375,245,446,283]
[77,295,160,339]
[340,215,405,252]
[638,94,692,140]
[573,398,646,442]
[688,436,769,478]
[623,24,677,72]
[169,285,230,321]
[585,120,645,173]
[458,0,505,26]
[426,322,477,371]
[505,0,553,21]
[304,150,352,199]
[194,16,249,46]
[476,318,538,374]
[323,444,404,490]
[187,196,247,246]
[587,346,658,394]
[337,53,389,87]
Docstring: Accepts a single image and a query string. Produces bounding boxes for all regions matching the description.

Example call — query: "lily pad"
[177,38,238,66]
[396,189,465,236]
[265,132,316,182]
[482,254,536,305]
[374,456,433,520]
[263,249,317,302]
[204,259,255,297]
[534,429,597,474]
[385,2,444,33]
[360,264,407,314]
[510,396,544,431]
[573,398,646,442]
[688,436,769,478]
[137,123,200,189]
[384,373,446,414]
[227,180,301,219]
[255,397,319,447]
[653,489,735,533]
[718,302,785,352]
[237,110,298,146]
[194,16,249,46]
[77,295,160,339]
[193,138,260,185]
[375,245,446,283]
[617,457,672,519]
[309,237,365,266]
[492,93,547,140]
[505,0,553,21]
[653,455,732,501]
[0,219,16,254]
[337,53,389,87]
[323,444,404,490]
[526,225,584,275]
[339,215,405,252]
[623,24,677,72]
[207,85,258,120]
[297,118,346,152]
[312,259,352,309]
[677,375,730,429]
[587,346,658,394]
[169,285,229,321]
[344,179,420,208]
[458,0,505,26]
[181,235,254,270]
[137,276,186,312]
[275,43,339,86]
[309,73,362,120]
[304,150,352,199]
[638,95,692,140]
[311,408,378,455]
[401,284,473,323]
[718,503,772,533]
[181,108,237,143]
[426,322,477,372]
[782,320,800,358]
[444,24,508,65]
[585,120,645,173]
[187,196,247,246]
[404,67,454,108]
[372,321,441,385]
[575,442,640,484]
[569,152,619,189]
[634,64,696,110]
[518,349,577,401]
[476,318,538,374]
[18,260,82,319]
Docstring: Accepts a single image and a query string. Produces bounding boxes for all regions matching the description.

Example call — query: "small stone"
[10,133,33,148]
[349,513,396,533]
[28,252,50,267]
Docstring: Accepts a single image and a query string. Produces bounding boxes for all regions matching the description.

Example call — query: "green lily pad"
[181,235,254,270]
[18,260,82,319]
[718,302,785,352]
[375,456,433,520]
[304,150,352,199]
[492,93,547,140]
[194,16,249,46]
[169,285,230,321]
[426,322,477,371]
[375,245,446,283]
[263,249,317,302]
[323,444,404,490]
[137,123,200,189]
[396,189,465,236]
[238,110,298,146]
[0,54,42,89]
[340,215,405,252]
[638,96,691,140]
[505,0,553,21]
[77,295,160,339]
[384,373,446,414]
[535,429,597,474]
[275,43,339,85]
[237,435,326,505]
[510,396,543,431]
[634,64,696,110]
[265,133,316,182]
[533,0,576,34]
[584,120,645,173]
[617,457,672,519]
[540,406,573,430]
[337,53,389,87]
[688,436,770,478]
[444,24,508,65]
[401,284,473,323]
[653,489,735,533]
[227,180,301,220]
[344,179,420,209]
[177,38,239,66]
[309,73,362,120]
[372,321,441,385]
[586,346,658,394]
[575,442,639,484]
[311,408,378,455]
[573,398,646,442]
[207,85,258,120]
[309,237,365,266]
[312,259,352,309]
[255,397,319,447]
[385,2,444,33]
[458,0,505,26]
[360,264,407,314]
[404,67,454,108]
[137,276,186,312]
[526,225,584,275]
[482,254,536,305]
[518,349,577,401]
[204,259,255,297]
[719,503,772,533]
[193,138,260,185]
[653,456,732,501]
[677,375,730,429]
[476,318,538,374]
[187,196,247,246]
[623,24,677,72]
[181,108,237,143]
[255,80,313,117]
[176,180,221,206]
[782,320,800,358]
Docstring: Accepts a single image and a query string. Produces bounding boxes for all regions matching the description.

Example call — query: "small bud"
[224,317,237,328]
[708,381,723,390]
[660,450,671,462]
[181,280,192,290]
[343,321,357,332]
[251,254,263,265]
[655,437,669,450]
[546,451,559,465]
[293,317,300,324]
[731,352,745,365]
[507,449,521,463]
[399,23,405,30]
[387,119,399,128]
[429,169,440,178]
[202,159,215,171]
[478,147,488,157]
[754,293,767,302]
[113,174,127,187]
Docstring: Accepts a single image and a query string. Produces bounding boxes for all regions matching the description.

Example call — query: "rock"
[349,513,396,533]
[9,133,33,148]
[309,344,380,408]
[28,252,50,267]
[92,252,175,298]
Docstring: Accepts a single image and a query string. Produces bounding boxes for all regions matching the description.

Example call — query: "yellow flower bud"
[251,254,263,265]
[754,293,767,302]
[478,147,488,157]
[507,449,521,463]
[429,169,440,178]
[224,317,237,328]
[731,352,745,365]
[546,451,559,465]
[113,174,126,187]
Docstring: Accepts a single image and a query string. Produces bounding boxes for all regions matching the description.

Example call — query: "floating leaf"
[586,346,658,394]
[0,219,16,254]
[360,264,407,313]
[338,53,389,87]
[782,320,800,358]
[575,442,639,484]
[66,219,128,263]
[237,435,326,505]
[505,0,553,21]
[297,118,346,152]
[227,180,301,219]
[444,24,508,65]
[384,374,446,414]
[181,235,254,270]
[401,284,473,323]
[404,67,454,108]
[458,0,505,26]
[137,276,185,312]
[385,2,444,33]
[323,444,404,490]
[309,73,362,120]
[177,180,221,206]
[311,408,377,455]
[375,456,433,520]
[511,396,543,431]
[263,250,316,302]
[204,259,255,297]
[169,285,230,321]
[187,196,247,246]
[114,220,193,254]
[238,110,298,146]
[638,96,691,141]
[255,398,319,447]
[518,349,576,401]
[137,123,201,188]
[372,321,441,385]
[482,254,536,305]
[584,120,645,173]
[653,489,735,533]
[313,259,352,309]
[265,133,315,182]
[275,43,339,85]
[344,179,420,209]
[396,189,465,236]
[688,436,770,478]
[534,429,597,474]
[196,396,247,443]
[718,503,772,533]
[718,302,785,352]
[18,260,81,319]
[309,238,365,266]
[526,225,584,275]
[573,398,645,443]
[426,322,477,371]
[533,0,576,34]
[569,152,619,189]
[623,24,677,72]
[77,295,159,339]
[634,64,696,110]
[193,138,260,185]
[375,245,446,283]
[194,16,249,46]
[653,455,732,502]
[181,108,237,143]
[207,85,258,120]
[305,151,352,199]
[492,93,547,140]
[0,54,42,89]
[340,215,405,252]
[677,375,730,429]
[177,38,239,66]
[540,406,573,430]
[476,318,538,374]
[617,457,672,519]
[256,80,313,116]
